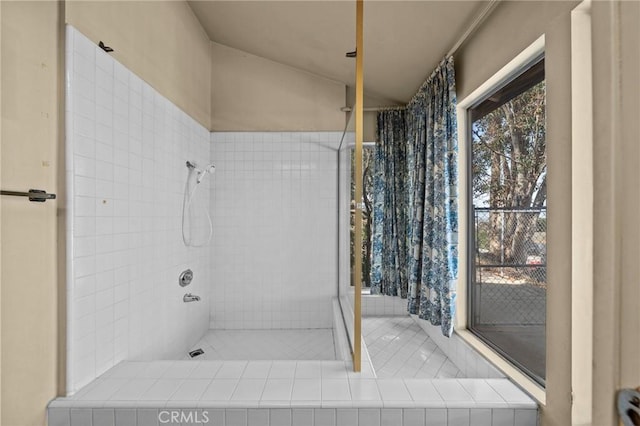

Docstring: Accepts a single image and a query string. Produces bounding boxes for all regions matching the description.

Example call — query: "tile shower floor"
[49,318,538,426]
[363,317,462,379]
[186,329,336,360]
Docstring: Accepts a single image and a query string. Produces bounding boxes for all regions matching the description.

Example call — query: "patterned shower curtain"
[370,109,408,297]
[370,57,458,337]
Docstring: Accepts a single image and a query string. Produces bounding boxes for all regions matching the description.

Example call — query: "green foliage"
[472,81,546,209]
[350,147,375,287]
[472,81,547,263]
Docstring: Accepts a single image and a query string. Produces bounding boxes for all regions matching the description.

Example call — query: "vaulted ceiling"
[188,1,485,105]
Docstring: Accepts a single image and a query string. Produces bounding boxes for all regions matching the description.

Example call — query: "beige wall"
[66,0,212,129]
[455,1,580,100]
[454,1,640,424]
[615,0,640,404]
[2,2,638,425]
[210,42,345,131]
[345,88,402,142]
[1,2,63,425]
[543,13,573,426]
[1,1,213,424]
[591,1,640,424]
[453,1,579,425]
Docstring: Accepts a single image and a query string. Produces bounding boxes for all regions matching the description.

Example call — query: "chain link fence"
[472,207,547,326]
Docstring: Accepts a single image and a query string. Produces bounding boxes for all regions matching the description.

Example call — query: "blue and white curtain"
[370,57,458,337]
[370,109,408,297]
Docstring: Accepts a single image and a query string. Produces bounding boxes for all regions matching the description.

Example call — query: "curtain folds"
[370,109,408,297]
[370,57,458,337]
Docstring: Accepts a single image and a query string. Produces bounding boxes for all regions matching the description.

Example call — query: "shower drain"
[188,348,204,358]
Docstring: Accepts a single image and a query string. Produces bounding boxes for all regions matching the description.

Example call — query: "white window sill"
[455,328,547,405]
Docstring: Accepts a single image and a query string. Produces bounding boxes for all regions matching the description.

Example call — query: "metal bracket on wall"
[0,189,56,202]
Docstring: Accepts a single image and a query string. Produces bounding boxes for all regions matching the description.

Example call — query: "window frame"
[466,54,546,387]
[455,35,547,401]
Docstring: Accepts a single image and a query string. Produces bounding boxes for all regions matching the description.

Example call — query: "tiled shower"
[59,25,538,426]
[209,132,340,330]
[65,26,343,393]
[66,26,212,393]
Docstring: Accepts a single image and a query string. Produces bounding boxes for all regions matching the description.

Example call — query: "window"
[350,145,375,288]
[468,57,547,385]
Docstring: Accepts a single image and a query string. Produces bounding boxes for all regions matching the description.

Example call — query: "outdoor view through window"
[351,146,374,288]
[469,58,547,384]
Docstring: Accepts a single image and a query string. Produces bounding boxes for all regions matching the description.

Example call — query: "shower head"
[186,161,215,181]
[195,163,215,184]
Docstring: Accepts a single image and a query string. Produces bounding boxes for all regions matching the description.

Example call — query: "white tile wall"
[338,137,353,299]
[66,26,211,394]
[49,406,538,426]
[209,132,341,329]
[348,290,409,316]
[188,329,337,360]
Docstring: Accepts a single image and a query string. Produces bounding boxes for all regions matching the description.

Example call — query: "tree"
[472,81,546,264]
[361,148,374,287]
[350,147,375,287]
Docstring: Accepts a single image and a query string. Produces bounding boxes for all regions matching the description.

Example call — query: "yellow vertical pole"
[353,0,364,373]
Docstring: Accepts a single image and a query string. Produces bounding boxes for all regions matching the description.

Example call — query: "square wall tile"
[447,409,470,426]
[247,409,269,426]
[93,409,115,426]
[336,409,358,426]
[402,409,425,426]
[270,409,292,426]
[514,409,537,426]
[136,409,158,426]
[491,409,514,426]
[424,409,447,426]
[204,409,224,426]
[226,409,248,426]
[48,408,71,426]
[358,409,380,426]
[469,408,492,426]
[114,409,136,426]
[292,409,314,426]
[315,408,336,426]
[380,409,402,426]
[70,408,93,426]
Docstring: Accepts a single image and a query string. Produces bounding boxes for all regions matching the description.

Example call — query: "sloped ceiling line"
[188,1,486,103]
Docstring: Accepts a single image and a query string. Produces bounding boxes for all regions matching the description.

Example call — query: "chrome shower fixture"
[183,293,201,302]
[186,160,216,184]
[182,160,214,247]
